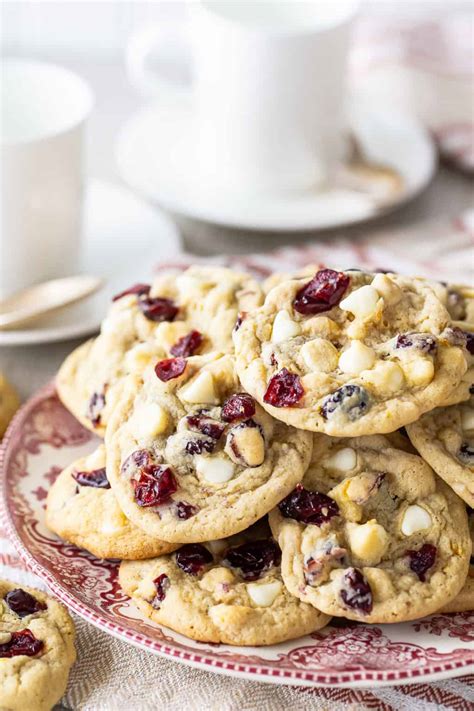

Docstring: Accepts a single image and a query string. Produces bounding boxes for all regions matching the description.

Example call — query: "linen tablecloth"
[1,209,473,710]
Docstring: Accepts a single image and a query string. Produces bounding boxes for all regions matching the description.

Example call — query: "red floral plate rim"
[0,382,473,689]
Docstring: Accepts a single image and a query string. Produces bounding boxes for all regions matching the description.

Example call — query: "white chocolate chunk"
[101,516,125,535]
[0,632,12,644]
[461,407,474,431]
[338,341,375,375]
[101,308,134,336]
[271,310,301,343]
[247,580,282,607]
[340,285,380,319]
[324,447,357,472]
[206,539,229,556]
[125,343,155,371]
[300,338,339,373]
[195,454,235,483]
[130,403,169,440]
[346,520,388,564]
[361,361,405,396]
[401,505,432,536]
[371,273,403,305]
[178,371,218,404]
[402,359,434,387]
[225,425,265,467]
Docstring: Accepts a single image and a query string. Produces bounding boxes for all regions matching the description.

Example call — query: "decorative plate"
[1,383,473,688]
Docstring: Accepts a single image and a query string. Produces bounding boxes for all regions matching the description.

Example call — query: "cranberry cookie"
[46,445,177,559]
[233,268,467,436]
[269,434,470,623]
[57,266,262,436]
[119,522,329,645]
[106,353,312,543]
[407,399,474,507]
[0,580,76,711]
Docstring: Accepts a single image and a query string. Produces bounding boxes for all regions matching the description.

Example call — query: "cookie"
[269,434,471,623]
[0,579,76,711]
[0,372,20,438]
[233,268,467,436]
[46,445,177,559]
[106,352,312,543]
[119,521,330,645]
[441,507,474,613]
[57,266,262,436]
[407,399,474,507]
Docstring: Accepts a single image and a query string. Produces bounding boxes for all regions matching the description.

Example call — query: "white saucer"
[116,100,436,233]
[0,180,180,346]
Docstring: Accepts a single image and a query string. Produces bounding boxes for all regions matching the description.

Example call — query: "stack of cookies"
[49,265,473,645]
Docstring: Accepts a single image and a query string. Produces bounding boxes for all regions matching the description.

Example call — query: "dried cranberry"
[459,443,474,464]
[223,539,281,581]
[234,312,245,332]
[155,357,187,382]
[174,501,199,520]
[340,568,373,614]
[112,283,151,302]
[132,465,178,507]
[278,484,339,525]
[263,369,304,408]
[293,269,350,315]
[87,391,106,427]
[406,544,437,581]
[170,330,203,358]
[221,393,256,422]
[5,589,46,617]
[465,332,474,356]
[175,544,213,575]
[72,467,110,489]
[0,629,44,658]
[395,333,437,354]
[186,414,225,439]
[185,439,215,455]
[321,384,370,421]
[139,296,178,322]
[121,449,152,477]
[151,574,170,609]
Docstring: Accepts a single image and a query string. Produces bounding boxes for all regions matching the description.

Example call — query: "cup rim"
[1,57,94,147]
[195,0,360,36]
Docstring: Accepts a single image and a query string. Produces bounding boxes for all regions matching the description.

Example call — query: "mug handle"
[126,23,192,102]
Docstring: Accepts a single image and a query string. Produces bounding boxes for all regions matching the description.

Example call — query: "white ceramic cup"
[0,59,93,299]
[126,0,358,195]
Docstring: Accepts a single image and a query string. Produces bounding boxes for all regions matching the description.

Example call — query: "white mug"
[126,0,359,195]
[0,59,93,299]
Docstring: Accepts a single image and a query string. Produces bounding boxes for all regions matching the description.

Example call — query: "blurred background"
[2,0,473,254]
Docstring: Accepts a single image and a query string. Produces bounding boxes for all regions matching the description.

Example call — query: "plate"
[1,383,473,689]
[116,101,436,232]
[0,180,180,346]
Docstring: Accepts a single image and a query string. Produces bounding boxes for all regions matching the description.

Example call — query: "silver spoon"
[0,275,104,330]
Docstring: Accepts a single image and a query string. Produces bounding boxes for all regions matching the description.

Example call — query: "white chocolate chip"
[402,359,435,387]
[195,454,235,483]
[324,447,357,472]
[401,505,432,536]
[345,520,388,564]
[124,342,155,371]
[101,308,134,336]
[225,425,265,468]
[247,580,282,607]
[338,341,376,375]
[361,361,405,396]
[461,407,474,431]
[178,371,218,404]
[271,310,301,343]
[130,403,169,440]
[340,285,380,319]
[300,338,339,373]
[0,632,12,644]
[206,539,229,556]
[371,274,403,305]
